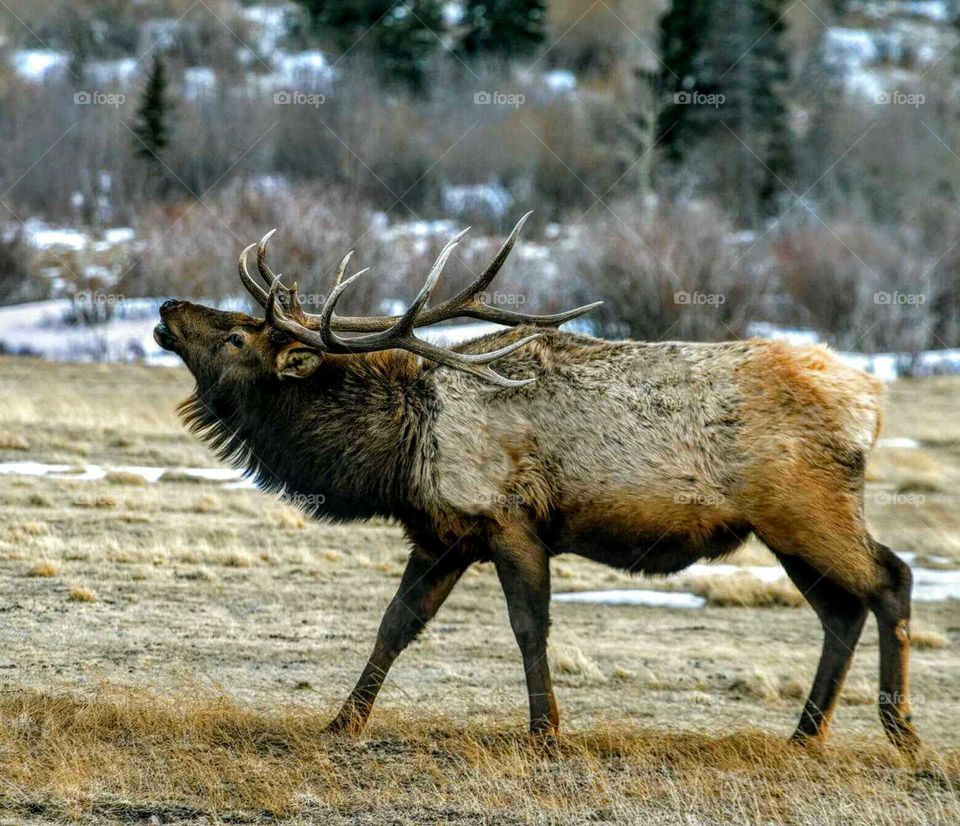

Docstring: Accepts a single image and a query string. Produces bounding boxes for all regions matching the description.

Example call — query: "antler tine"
[376,231,463,339]
[333,250,354,290]
[264,274,287,325]
[239,242,268,307]
[317,267,371,350]
[257,228,279,288]
[439,210,531,312]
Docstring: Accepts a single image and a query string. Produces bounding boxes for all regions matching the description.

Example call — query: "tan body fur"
[422,329,883,596]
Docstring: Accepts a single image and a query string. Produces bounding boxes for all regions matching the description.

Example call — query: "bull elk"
[155,213,918,754]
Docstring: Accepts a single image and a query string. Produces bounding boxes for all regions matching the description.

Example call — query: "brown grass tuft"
[912,627,949,650]
[68,586,97,603]
[105,470,148,486]
[27,561,58,577]
[549,644,607,686]
[691,574,805,608]
[0,687,957,824]
[0,430,29,450]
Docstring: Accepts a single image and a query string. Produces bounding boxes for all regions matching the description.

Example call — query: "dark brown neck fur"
[179,351,435,522]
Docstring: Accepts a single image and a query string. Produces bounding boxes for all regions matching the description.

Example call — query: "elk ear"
[276,346,322,380]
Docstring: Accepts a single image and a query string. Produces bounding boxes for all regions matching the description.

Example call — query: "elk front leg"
[328,549,467,734]
[493,526,559,735]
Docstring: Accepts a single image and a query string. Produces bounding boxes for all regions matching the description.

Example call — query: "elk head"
[154,212,600,399]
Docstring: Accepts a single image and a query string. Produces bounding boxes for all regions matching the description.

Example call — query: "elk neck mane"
[177,351,436,522]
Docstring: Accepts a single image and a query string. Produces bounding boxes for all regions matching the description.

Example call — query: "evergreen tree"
[657,0,794,220]
[458,0,547,60]
[656,0,714,162]
[298,1,444,92]
[132,56,172,163]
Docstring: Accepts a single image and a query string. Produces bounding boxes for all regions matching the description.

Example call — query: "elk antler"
[238,213,602,386]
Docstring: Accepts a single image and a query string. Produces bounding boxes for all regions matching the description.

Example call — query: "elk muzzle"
[154,299,183,351]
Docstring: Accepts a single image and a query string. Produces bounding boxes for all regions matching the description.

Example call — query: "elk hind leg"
[867,541,919,754]
[773,552,867,744]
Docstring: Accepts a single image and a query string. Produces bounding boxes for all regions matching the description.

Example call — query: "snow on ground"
[553,590,706,609]
[877,437,922,449]
[21,220,91,252]
[851,1,948,22]
[85,58,139,85]
[183,67,217,100]
[0,299,177,364]
[544,70,577,94]
[744,321,822,346]
[551,551,960,608]
[440,180,514,221]
[240,3,300,56]
[0,461,242,484]
[10,50,69,82]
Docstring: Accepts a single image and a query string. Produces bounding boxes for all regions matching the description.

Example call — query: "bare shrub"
[568,200,765,341]
[769,216,939,353]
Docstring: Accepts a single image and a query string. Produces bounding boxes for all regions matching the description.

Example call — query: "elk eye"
[226,333,244,348]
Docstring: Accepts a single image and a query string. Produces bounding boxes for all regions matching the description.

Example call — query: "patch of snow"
[825,28,880,68]
[141,19,179,52]
[912,566,960,602]
[86,58,138,85]
[877,437,921,449]
[381,219,458,242]
[852,1,948,22]
[23,220,89,251]
[0,299,168,363]
[10,50,69,82]
[424,322,502,346]
[442,1,464,26]
[241,3,299,54]
[0,461,243,485]
[840,348,960,380]
[103,227,135,245]
[745,321,822,346]
[553,589,706,609]
[273,50,335,89]
[184,66,217,100]
[440,180,513,221]
[544,69,576,94]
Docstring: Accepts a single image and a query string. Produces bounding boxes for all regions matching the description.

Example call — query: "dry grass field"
[0,357,959,824]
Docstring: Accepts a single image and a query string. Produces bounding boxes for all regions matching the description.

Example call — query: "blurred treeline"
[1,0,959,353]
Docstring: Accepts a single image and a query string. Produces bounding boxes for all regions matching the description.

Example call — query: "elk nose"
[160,298,181,311]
